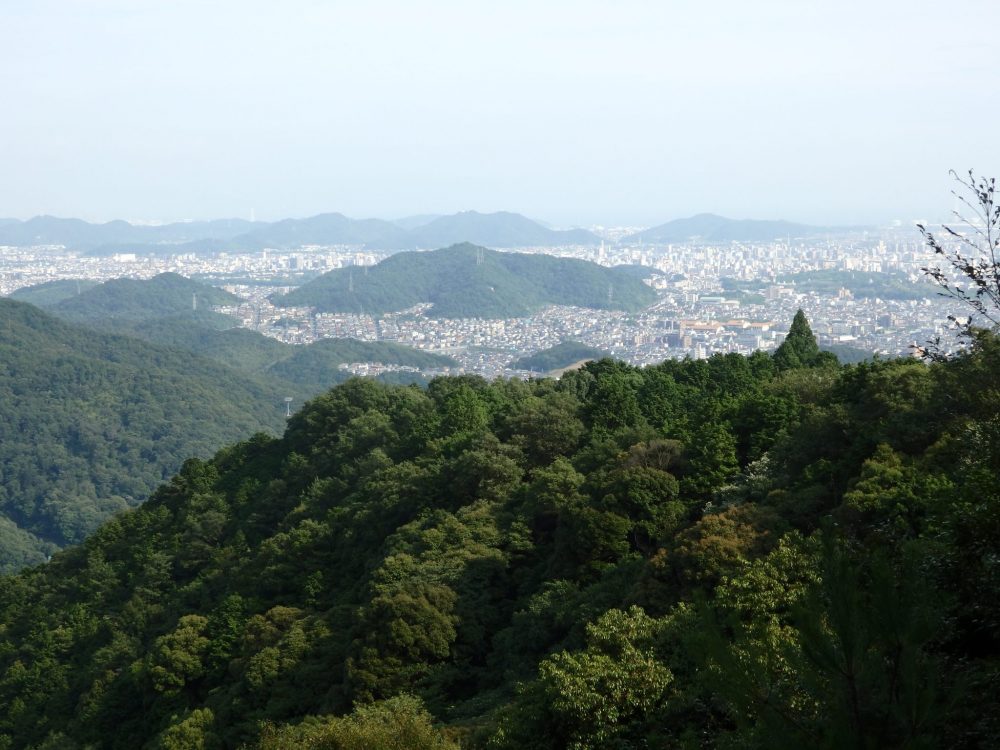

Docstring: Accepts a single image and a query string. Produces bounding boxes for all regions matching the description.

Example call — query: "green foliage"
[721,270,934,300]
[512,341,612,373]
[44,272,239,324]
[258,695,459,750]
[94,316,454,394]
[773,308,822,370]
[702,535,952,749]
[491,607,672,750]
[147,615,211,696]
[268,339,456,388]
[274,244,657,318]
[150,708,219,750]
[0,299,290,571]
[9,279,100,306]
[0,331,995,748]
[779,269,933,300]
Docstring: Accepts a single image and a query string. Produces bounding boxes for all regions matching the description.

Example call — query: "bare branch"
[918,170,1000,356]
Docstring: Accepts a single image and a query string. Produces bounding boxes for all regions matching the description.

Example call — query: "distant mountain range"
[392,213,443,230]
[0,211,600,253]
[626,213,865,243]
[0,216,261,249]
[273,243,657,318]
[0,210,874,252]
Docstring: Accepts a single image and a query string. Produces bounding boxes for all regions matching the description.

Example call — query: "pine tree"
[774,309,821,370]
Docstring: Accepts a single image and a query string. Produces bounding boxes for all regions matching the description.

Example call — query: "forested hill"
[93,316,458,389]
[1,319,996,748]
[273,243,657,317]
[28,272,240,325]
[512,340,612,372]
[8,278,100,307]
[0,298,295,572]
[627,212,829,243]
[266,337,456,386]
[401,211,599,248]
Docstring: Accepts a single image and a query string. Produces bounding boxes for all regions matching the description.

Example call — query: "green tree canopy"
[773,309,822,370]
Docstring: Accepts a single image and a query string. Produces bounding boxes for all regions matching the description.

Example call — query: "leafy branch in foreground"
[917,170,1000,353]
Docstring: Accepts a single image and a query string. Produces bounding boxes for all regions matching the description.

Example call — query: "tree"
[490,607,672,750]
[258,695,458,750]
[146,615,211,697]
[701,534,951,750]
[773,310,822,370]
[918,170,1000,351]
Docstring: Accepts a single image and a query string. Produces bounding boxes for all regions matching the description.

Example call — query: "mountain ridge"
[0,338,993,746]
[0,298,298,571]
[273,243,657,317]
[0,211,600,252]
[628,212,864,243]
[34,272,241,325]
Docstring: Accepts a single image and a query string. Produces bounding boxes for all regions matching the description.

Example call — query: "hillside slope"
[8,279,101,306]
[402,211,599,248]
[43,272,240,324]
[102,316,457,390]
[0,299,295,571]
[0,331,994,747]
[274,243,657,317]
[629,212,827,243]
[512,340,612,372]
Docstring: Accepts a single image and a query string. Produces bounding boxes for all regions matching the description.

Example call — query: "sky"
[1,0,998,227]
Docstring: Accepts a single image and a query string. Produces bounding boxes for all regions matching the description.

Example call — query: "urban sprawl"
[0,229,961,379]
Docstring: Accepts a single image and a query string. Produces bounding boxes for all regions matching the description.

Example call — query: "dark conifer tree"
[774,309,821,369]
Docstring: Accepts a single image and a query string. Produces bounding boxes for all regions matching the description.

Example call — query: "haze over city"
[3,0,999,226]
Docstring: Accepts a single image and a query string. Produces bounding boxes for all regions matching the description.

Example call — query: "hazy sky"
[2,0,997,226]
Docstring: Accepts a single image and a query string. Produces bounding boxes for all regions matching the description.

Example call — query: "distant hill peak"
[273,243,656,318]
[628,213,857,243]
[35,273,240,324]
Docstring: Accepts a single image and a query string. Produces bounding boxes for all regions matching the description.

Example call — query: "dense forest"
[92,316,458,386]
[273,244,657,318]
[0,299,296,572]
[8,280,101,307]
[33,273,240,325]
[0,309,996,748]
